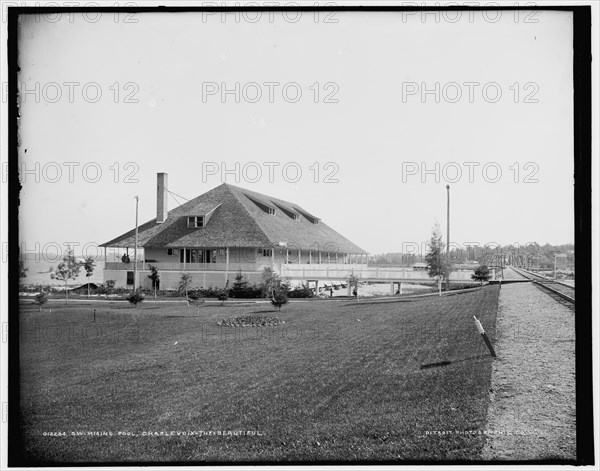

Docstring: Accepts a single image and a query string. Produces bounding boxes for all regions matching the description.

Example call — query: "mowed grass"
[18,286,499,463]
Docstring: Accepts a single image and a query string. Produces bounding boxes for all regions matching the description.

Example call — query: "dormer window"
[244,193,277,216]
[272,201,300,220]
[187,216,204,228]
[293,206,320,224]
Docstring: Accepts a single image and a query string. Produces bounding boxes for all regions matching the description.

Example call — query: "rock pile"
[217,315,285,327]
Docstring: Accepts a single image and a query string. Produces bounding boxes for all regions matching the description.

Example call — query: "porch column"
[335,253,339,264]
[328,252,331,263]
[104,247,107,263]
[183,247,186,270]
[390,282,395,295]
[309,251,312,264]
[271,247,275,266]
[286,248,289,264]
[225,247,230,285]
[298,249,302,264]
[319,251,322,264]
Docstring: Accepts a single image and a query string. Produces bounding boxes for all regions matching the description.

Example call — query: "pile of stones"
[217,315,285,327]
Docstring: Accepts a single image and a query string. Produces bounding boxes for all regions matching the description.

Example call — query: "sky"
[15,9,575,257]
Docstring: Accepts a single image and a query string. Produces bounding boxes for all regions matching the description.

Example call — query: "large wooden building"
[101,173,368,289]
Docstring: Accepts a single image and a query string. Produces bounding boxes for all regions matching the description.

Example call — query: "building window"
[191,249,196,263]
[167,248,178,256]
[268,208,275,216]
[187,216,204,228]
[262,249,272,257]
[126,271,134,285]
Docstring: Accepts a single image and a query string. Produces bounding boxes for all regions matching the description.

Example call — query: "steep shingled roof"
[101,183,367,254]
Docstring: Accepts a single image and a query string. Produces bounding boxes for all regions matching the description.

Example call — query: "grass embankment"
[17,286,499,463]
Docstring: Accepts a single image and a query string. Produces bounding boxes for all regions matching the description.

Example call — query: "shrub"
[287,284,314,298]
[188,289,205,315]
[229,284,264,299]
[126,290,145,307]
[217,289,229,306]
[471,265,491,286]
[96,280,116,295]
[178,274,192,299]
[33,292,48,311]
[270,286,289,311]
[229,272,264,299]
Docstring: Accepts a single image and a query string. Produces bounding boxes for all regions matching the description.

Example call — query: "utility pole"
[446,184,450,291]
[134,195,139,291]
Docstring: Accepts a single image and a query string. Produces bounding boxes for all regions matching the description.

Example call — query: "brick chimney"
[157,173,168,223]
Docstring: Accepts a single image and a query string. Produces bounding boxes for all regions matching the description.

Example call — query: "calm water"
[21,256,106,286]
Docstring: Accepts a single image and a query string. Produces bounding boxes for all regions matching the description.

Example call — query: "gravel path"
[481,282,576,460]
[500,267,529,280]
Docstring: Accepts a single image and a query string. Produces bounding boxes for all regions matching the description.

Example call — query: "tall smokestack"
[157,173,168,223]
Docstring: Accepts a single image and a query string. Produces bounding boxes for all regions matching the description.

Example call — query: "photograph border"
[6,4,593,466]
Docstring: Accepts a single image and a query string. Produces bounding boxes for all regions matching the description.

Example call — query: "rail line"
[510,266,575,305]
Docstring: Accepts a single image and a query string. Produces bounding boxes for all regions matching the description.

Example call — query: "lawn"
[16,286,499,464]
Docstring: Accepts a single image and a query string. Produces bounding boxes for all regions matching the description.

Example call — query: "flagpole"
[446,184,450,291]
[134,195,139,291]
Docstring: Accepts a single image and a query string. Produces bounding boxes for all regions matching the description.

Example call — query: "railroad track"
[510,267,575,305]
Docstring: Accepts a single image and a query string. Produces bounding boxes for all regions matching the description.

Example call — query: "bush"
[188,289,205,314]
[126,290,145,307]
[95,280,116,295]
[33,292,48,311]
[217,289,229,305]
[287,284,314,298]
[471,265,491,286]
[229,284,264,299]
[270,287,289,311]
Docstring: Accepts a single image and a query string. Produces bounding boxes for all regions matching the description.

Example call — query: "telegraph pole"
[446,184,450,291]
[134,195,139,291]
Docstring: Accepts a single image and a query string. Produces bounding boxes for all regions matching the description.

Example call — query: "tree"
[33,291,48,311]
[425,223,451,296]
[230,271,248,296]
[51,249,81,304]
[19,258,28,279]
[347,272,361,302]
[83,256,96,297]
[261,266,281,298]
[178,273,192,301]
[126,289,145,307]
[471,265,491,287]
[270,285,289,311]
[148,265,160,299]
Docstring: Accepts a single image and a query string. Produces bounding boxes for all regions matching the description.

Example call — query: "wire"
[165,187,190,208]
[168,188,190,202]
